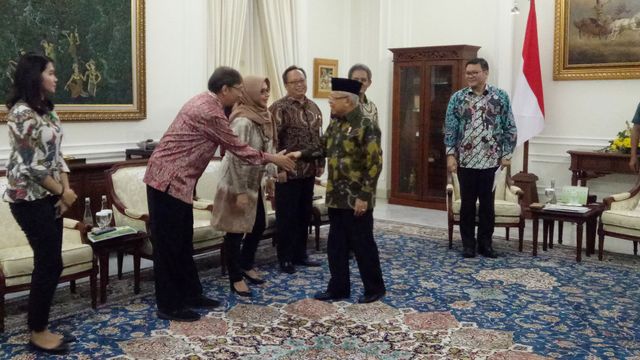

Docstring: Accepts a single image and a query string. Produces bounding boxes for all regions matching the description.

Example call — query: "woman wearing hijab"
[211,76,277,297]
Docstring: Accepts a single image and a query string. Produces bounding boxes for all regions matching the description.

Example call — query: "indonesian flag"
[513,0,545,147]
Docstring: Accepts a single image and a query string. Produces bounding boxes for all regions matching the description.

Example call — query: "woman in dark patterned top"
[3,54,78,354]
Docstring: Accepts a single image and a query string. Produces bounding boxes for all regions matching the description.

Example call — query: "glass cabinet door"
[425,64,455,199]
[397,65,422,196]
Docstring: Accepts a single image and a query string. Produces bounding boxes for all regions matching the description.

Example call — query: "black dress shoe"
[280,262,296,274]
[61,333,77,343]
[28,340,70,354]
[313,290,349,301]
[185,295,221,308]
[294,259,321,267]
[157,308,201,322]
[358,292,385,304]
[478,248,499,258]
[242,271,266,285]
[230,283,252,297]
[462,248,476,258]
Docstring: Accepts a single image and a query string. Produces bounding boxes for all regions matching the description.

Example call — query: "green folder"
[87,226,138,242]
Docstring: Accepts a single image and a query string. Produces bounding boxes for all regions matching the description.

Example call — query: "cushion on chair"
[0,235,94,284]
[5,262,94,287]
[601,210,640,231]
[451,199,521,217]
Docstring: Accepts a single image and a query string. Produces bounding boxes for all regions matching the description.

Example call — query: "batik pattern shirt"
[444,85,517,169]
[360,95,379,125]
[144,92,266,204]
[3,102,69,203]
[301,107,382,210]
[269,96,325,179]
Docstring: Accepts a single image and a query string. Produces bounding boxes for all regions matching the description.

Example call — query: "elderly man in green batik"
[290,77,386,304]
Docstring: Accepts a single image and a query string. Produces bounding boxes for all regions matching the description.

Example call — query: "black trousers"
[146,185,202,312]
[326,208,385,296]
[457,167,498,252]
[275,177,314,264]
[10,196,63,332]
[224,198,266,283]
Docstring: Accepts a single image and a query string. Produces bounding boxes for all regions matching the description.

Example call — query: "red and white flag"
[513,0,545,147]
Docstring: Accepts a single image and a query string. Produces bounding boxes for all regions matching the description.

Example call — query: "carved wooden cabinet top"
[389,45,481,62]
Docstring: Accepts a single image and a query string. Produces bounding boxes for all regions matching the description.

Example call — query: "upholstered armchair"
[597,181,640,260]
[105,161,226,277]
[446,167,525,251]
[0,177,97,332]
[310,179,329,250]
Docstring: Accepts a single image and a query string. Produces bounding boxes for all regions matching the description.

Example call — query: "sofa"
[0,177,97,332]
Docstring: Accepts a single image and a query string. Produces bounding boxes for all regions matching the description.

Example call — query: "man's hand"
[277,171,287,183]
[446,155,457,173]
[316,166,325,177]
[354,199,368,217]
[236,193,249,209]
[269,150,296,172]
[500,158,511,169]
[61,188,77,207]
[287,151,302,159]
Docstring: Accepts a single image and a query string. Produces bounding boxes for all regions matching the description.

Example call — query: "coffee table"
[529,203,604,262]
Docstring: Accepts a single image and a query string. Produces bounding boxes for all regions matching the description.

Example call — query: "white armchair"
[105,161,226,276]
[446,167,525,251]
[597,181,640,260]
[0,177,97,332]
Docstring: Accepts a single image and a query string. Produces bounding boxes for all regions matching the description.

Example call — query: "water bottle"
[100,195,108,211]
[83,197,94,226]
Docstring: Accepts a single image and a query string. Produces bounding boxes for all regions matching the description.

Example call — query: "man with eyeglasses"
[444,58,517,259]
[144,67,296,322]
[269,65,324,274]
[290,77,385,304]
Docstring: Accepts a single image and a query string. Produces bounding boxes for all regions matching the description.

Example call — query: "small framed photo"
[313,58,338,98]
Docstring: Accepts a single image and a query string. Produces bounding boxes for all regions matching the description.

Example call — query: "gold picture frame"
[313,58,338,98]
[1,0,146,121]
[553,0,640,80]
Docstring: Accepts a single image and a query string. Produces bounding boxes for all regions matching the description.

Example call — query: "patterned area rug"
[2,220,639,359]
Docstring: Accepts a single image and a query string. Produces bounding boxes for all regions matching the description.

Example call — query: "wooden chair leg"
[448,221,454,249]
[117,251,124,280]
[505,228,510,241]
[518,223,524,252]
[634,241,638,255]
[0,290,5,333]
[70,280,76,293]
[598,229,605,261]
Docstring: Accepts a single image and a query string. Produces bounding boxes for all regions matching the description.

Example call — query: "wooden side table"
[530,203,604,262]
[88,232,146,304]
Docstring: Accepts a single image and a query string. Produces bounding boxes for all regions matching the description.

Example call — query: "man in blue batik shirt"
[444,58,517,259]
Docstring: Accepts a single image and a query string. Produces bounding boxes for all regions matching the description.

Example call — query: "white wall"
[0,0,210,164]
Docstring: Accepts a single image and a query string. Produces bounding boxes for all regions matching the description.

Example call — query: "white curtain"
[256,0,299,100]
[207,0,249,73]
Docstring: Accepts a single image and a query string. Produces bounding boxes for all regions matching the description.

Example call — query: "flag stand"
[512,140,539,218]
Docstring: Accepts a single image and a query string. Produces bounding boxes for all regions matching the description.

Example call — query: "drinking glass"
[95,209,112,230]
[544,180,556,204]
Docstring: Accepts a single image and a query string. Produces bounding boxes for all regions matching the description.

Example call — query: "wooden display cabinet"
[389,45,479,209]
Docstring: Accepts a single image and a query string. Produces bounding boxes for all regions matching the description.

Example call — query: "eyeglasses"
[286,79,306,86]
[328,94,349,101]
[465,71,483,77]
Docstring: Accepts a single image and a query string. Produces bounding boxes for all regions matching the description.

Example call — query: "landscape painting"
[554,0,640,80]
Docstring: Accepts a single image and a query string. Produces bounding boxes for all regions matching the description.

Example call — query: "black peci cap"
[331,77,362,95]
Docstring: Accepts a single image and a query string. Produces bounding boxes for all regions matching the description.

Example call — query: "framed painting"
[0,0,146,121]
[554,0,640,80]
[313,58,338,98]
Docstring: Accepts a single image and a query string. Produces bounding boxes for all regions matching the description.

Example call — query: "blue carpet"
[1,220,639,359]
